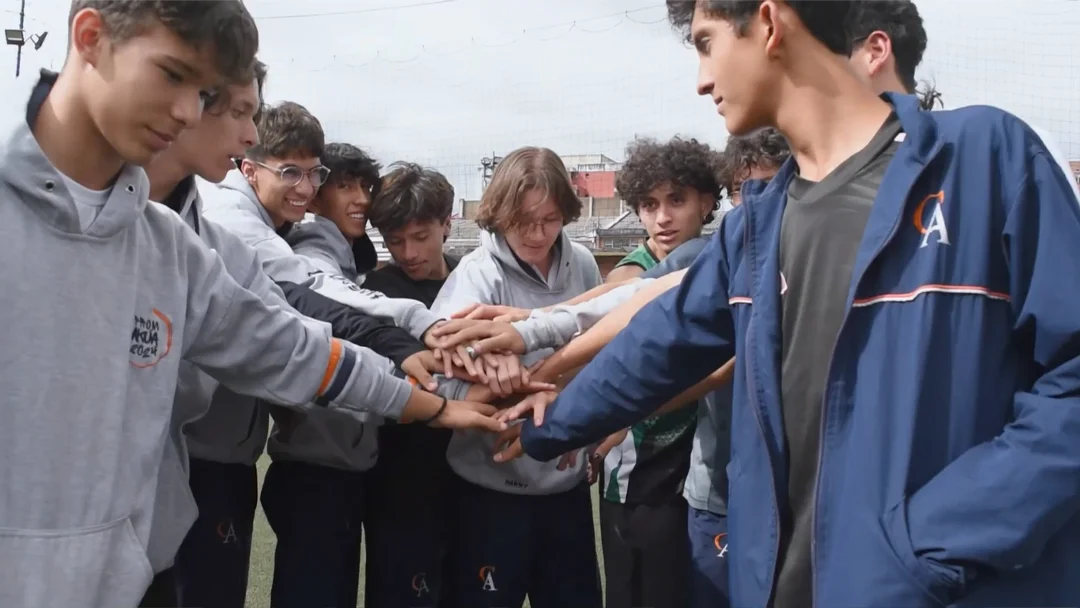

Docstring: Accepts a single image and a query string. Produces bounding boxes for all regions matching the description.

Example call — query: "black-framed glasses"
[252,160,331,188]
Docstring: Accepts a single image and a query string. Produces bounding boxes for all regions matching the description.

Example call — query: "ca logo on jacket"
[130,309,173,368]
[913,190,951,248]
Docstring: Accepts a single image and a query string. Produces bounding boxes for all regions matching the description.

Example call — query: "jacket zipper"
[742,201,784,605]
[745,316,783,604]
[807,126,944,605]
[808,200,907,608]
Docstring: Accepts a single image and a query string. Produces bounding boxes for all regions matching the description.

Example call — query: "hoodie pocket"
[0,516,154,608]
[146,441,199,573]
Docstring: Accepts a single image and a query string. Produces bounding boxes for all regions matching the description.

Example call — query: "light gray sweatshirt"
[199,171,442,340]
[266,214,385,473]
[145,181,332,574]
[433,230,601,495]
[0,83,414,607]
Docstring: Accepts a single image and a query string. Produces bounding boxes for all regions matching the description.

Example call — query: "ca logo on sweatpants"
[714,533,728,559]
[411,573,430,598]
[217,519,239,544]
[479,566,497,591]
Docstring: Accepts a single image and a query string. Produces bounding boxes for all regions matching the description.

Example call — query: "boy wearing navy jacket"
[516,1,1080,607]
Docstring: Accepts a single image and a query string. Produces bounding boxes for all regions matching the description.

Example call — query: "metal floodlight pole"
[15,0,26,77]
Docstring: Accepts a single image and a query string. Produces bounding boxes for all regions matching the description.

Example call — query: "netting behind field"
[918,0,1080,158]
[4,0,1078,201]
[250,0,1080,205]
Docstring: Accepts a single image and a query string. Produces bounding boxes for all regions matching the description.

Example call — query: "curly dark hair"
[722,128,790,192]
[616,136,724,223]
[370,162,454,235]
[322,143,382,197]
[666,0,856,56]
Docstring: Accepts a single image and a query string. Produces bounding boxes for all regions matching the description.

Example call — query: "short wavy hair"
[370,162,454,235]
[616,136,724,223]
[722,127,790,192]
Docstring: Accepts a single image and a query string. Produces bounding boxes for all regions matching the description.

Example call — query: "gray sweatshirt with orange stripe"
[0,73,414,608]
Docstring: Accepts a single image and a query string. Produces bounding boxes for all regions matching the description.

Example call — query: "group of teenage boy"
[3,1,1080,608]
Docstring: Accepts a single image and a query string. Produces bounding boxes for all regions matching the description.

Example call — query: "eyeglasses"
[515,214,563,234]
[252,160,331,188]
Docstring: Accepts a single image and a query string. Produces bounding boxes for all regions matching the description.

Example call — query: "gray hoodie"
[199,171,442,339]
[145,182,331,573]
[173,183,308,467]
[287,213,372,281]
[264,214,384,473]
[0,80,414,607]
[433,230,601,495]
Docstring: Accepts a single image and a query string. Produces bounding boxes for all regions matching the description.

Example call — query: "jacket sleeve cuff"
[519,417,563,462]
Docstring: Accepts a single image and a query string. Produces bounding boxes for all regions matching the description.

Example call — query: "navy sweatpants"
[364,425,454,608]
[173,459,257,608]
[139,568,180,608]
[687,507,731,608]
[448,477,602,608]
[260,460,366,608]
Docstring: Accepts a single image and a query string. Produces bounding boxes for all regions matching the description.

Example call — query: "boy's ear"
[70,8,106,67]
[240,159,258,183]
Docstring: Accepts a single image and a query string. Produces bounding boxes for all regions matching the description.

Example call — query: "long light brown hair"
[476,146,582,233]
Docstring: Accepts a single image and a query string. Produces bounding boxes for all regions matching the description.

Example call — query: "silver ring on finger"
[465,345,477,360]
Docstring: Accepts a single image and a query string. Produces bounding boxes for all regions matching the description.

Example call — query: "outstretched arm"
[177,229,502,433]
[529,269,688,382]
[518,234,737,462]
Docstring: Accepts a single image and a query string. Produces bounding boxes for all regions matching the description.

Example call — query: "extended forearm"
[651,358,734,417]
[279,281,425,366]
[540,277,641,310]
[528,270,687,379]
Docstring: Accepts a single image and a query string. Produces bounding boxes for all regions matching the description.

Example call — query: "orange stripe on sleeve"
[317,339,344,396]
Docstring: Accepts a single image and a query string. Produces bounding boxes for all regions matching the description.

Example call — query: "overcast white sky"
[3,0,1079,205]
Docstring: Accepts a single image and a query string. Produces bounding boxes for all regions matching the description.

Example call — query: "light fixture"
[4,29,24,46]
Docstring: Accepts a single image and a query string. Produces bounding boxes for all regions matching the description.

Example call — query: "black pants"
[599,498,691,608]
[261,460,366,608]
[447,478,602,608]
[173,459,258,608]
[364,426,454,608]
[139,568,180,608]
